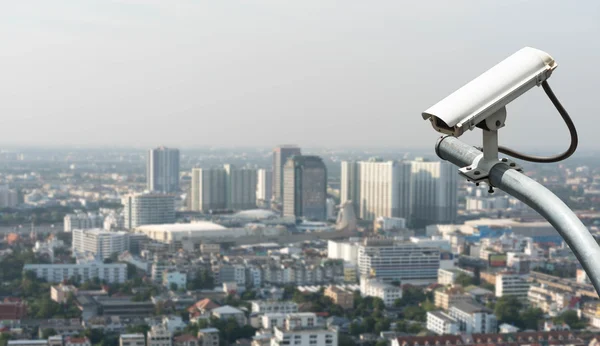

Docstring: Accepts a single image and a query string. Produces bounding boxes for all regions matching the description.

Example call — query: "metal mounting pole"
[436,135,600,296]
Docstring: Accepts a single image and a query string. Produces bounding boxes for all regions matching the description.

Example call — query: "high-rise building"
[72,228,129,259]
[0,185,18,208]
[340,161,360,212]
[357,238,441,285]
[64,212,104,233]
[272,145,301,202]
[409,159,458,228]
[122,193,176,230]
[224,165,257,210]
[256,169,273,205]
[283,155,327,221]
[357,159,411,221]
[147,147,180,193]
[191,168,227,212]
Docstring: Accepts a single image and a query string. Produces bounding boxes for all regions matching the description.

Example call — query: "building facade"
[224,164,257,210]
[448,301,497,334]
[191,168,227,212]
[283,155,327,221]
[72,229,129,259]
[123,193,176,230]
[272,145,301,203]
[324,286,354,310]
[409,159,457,228]
[495,272,530,299]
[360,277,403,307]
[256,169,273,206]
[119,334,146,346]
[427,311,459,335]
[147,325,173,346]
[340,161,360,214]
[147,147,180,193]
[24,262,127,283]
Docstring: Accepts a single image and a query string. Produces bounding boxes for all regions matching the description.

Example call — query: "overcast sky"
[1,1,599,149]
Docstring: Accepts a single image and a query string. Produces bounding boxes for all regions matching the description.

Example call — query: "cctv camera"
[422,47,557,137]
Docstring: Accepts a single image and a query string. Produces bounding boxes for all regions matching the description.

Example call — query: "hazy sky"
[1,1,599,149]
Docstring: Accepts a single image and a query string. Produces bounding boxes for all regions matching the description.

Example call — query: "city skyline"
[1,2,600,149]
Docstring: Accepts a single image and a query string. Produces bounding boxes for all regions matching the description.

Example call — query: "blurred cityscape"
[2,145,600,346]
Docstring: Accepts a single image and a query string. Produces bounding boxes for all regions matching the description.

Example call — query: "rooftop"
[136,222,226,232]
[212,305,243,314]
[451,301,492,314]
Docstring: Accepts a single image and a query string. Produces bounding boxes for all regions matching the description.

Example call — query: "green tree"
[349,322,364,336]
[455,273,474,287]
[374,318,391,334]
[554,310,586,330]
[422,299,436,312]
[170,283,179,291]
[520,307,544,330]
[339,334,356,346]
[404,306,426,322]
[126,325,150,334]
[494,296,523,327]
[376,340,388,346]
[41,328,57,339]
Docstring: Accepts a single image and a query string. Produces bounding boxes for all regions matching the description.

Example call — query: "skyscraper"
[224,164,257,210]
[409,159,458,227]
[147,147,180,193]
[340,161,360,213]
[283,155,327,221]
[256,169,273,205]
[191,168,227,213]
[122,193,176,230]
[357,159,411,221]
[272,145,301,202]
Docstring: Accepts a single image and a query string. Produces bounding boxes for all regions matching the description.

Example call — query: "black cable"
[497,80,578,163]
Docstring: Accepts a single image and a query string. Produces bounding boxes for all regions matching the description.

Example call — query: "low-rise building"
[496,272,530,299]
[173,335,198,346]
[437,268,474,286]
[163,270,187,290]
[434,286,473,310]
[200,244,220,255]
[51,284,78,303]
[250,301,298,314]
[24,262,127,283]
[427,311,459,335]
[448,301,497,334]
[324,286,354,310]
[119,334,146,346]
[0,299,27,320]
[197,328,220,346]
[360,277,402,307]
[65,337,91,346]
[212,305,246,326]
[147,325,173,346]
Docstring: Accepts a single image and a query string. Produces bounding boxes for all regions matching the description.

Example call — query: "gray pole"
[436,135,600,296]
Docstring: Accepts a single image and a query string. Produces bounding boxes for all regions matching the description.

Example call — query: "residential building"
[173,335,198,346]
[163,270,187,290]
[94,297,155,318]
[528,284,574,315]
[211,305,246,325]
[256,169,273,205]
[191,168,227,212]
[64,213,104,233]
[272,145,301,202]
[223,164,257,210]
[271,324,337,346]
[251,301,299,314]
[72,228,129,259]
[0,300,27,320]
[434,286,473,310]
[448,301,497,334]
[200,243,220,255]
[374,217,407,232]
[360,277,402,307]
[7,341,48,346]
[327,240,359,265]
[37,318,85,338]
[147,147,180,193]
[147,325,173,346]
[427,311,459,335]
[409,159,457,228]
[357,238,441,285]
[51,284,78,303]
[24,261,127,283]
[65,337,91,346]
[120,334,146,346]
[283,155,327,221]
[496,272,530,299]
[437,268,474,286]
[122,193,176,230]
[324,286,354,310]
[357,159,410,221]
[0,185,18,208]
[197,328,220,346]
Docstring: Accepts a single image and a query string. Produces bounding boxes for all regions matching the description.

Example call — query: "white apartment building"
[191,168,227,212]
[24,262,127,283]
[72,228,129,260]
[223,164,257,210]
[496,272,530,299]
[251,301,299,314]
[147,325,172,346]
[327,240,359,264]
[269,313,336,346]
[147,147,180,194]
[262,313,287,330]
[197,328,219,346]
[256,169,273,205]
[64,213,104,233]
[360,277,403,307]
[528,284,574,315]
[449,301,497,334]
[357,239,441,285]
[163,270,187,289]
[123,193,176,230]
[357,159,410,221]
[409,159,458,227]
[427,311,459,335]
[437,268,474,286]
[119,334,146,346]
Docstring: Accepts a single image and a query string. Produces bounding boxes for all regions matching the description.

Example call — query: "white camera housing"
[422,47,557,137]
